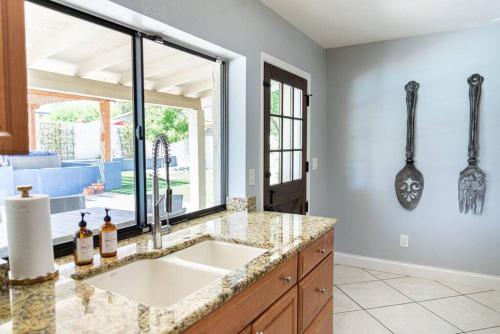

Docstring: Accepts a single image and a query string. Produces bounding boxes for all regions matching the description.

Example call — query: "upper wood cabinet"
[0,0,29,154]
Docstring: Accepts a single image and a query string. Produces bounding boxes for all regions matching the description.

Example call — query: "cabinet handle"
[256,332,264,334]
[283,276,292,284]
[316,288,326,294]
[317,249,326,254]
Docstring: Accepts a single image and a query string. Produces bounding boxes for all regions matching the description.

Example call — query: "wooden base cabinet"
[185,229,334,334]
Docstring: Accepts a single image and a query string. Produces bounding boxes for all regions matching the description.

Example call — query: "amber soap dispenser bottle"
[73,212,94,266]
[99,208,117,258]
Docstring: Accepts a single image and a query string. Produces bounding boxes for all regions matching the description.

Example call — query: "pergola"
[23,1,222,209]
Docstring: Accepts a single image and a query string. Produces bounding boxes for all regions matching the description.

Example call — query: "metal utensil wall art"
[395,81,424,210]
[458,74,486,215]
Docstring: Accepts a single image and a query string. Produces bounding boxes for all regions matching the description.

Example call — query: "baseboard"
[335,251,500,291]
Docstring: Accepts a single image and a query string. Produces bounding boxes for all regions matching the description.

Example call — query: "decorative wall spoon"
[395,81,424,210]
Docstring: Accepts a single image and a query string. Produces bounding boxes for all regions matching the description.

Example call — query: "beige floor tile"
[334,265,377,284]
[469,291,500,313]
[385,277,460,301]
[367,269,405,280]
[368,303,461,334]
[334,286,362,313]
[334,310,391,334]
[338,280,412,309]
[421,296,500,332]
[440,280,493,294]
[467,327,500,333]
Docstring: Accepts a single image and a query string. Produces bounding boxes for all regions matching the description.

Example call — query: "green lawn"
[111,171,189,195]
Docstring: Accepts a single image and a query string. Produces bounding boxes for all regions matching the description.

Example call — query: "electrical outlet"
[248,169,255,186]
[312,158,318,170]
[400,234,409,248]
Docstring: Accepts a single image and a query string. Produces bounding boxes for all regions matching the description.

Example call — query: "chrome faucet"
[152,134,173,249]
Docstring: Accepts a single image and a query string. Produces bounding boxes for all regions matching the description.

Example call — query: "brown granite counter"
[0,210,337,333]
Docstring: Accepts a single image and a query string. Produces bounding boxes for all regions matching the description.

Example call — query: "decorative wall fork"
[458,74,486,215]
[395,81,424,210]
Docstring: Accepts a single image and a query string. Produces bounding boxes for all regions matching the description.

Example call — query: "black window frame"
[23,0,228,259]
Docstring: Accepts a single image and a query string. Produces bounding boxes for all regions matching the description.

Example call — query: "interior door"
[264,63,308,214]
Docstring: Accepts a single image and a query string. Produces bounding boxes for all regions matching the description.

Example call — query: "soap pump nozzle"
[104,208,111,223]
[79,212,91,228]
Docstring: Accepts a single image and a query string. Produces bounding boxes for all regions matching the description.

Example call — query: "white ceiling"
[260,0,500,48]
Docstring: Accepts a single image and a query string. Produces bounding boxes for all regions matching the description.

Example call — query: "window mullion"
[132,33,147,229]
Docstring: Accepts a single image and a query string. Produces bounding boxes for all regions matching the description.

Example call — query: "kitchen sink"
[170,240,267,270]
[84,240,267,307]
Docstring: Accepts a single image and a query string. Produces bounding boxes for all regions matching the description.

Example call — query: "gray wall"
[326,25,500,276]
[109,0,328,215]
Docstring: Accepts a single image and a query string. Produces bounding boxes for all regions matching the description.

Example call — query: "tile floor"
[334,264,500,334]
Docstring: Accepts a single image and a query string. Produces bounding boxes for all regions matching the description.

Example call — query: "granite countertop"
[0,210,337,334]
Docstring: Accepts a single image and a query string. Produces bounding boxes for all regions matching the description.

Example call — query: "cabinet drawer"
[238,325,251,334]
[303,297,333,334]
[184,254,297,334]
[298,253,333,333]
[298,229,333,279]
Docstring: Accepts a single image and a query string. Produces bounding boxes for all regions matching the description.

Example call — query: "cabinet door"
[0,0,29,154]
[252,286,297,334]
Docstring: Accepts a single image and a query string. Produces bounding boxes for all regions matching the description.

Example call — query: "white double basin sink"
[84,240,267,307]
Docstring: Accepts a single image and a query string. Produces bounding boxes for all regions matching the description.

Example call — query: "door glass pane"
[283,118,292,150]
[293,120,302,149]
[270,116,281,150]
[293,151,302,180]
[270,152,281,185]
[283,84,292,117]
[283,151,292,183]
[294,88,303,118]
[270,80,281,115]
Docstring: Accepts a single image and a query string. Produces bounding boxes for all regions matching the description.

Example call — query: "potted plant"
[83,185,95,196]
[92,179,105,193]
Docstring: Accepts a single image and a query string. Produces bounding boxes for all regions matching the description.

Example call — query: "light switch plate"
[249,169,255,186]
[312,158,318,170]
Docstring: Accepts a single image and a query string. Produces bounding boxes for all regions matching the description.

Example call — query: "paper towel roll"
[5,186,55,281]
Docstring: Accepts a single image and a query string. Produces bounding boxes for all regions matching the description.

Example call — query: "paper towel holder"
[17,185,32,198]
[9,268,59,285]
[8,185,59,286]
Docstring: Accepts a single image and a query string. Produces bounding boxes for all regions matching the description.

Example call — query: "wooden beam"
[154,64,211,92]
[188,109,206,210]
[27,24,102,67]
[29,88,103,102]
[28,103,38,151]
[183,80,212,97]
[28,69,202,110]
[120,52,201,85]
[77,44,131,77]
[99,100,111,161]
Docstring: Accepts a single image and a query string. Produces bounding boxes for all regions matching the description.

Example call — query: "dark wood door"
[264,63,308,214]
[252,286,298,334]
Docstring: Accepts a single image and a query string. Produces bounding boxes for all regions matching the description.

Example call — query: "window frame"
[22,0,228,259]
